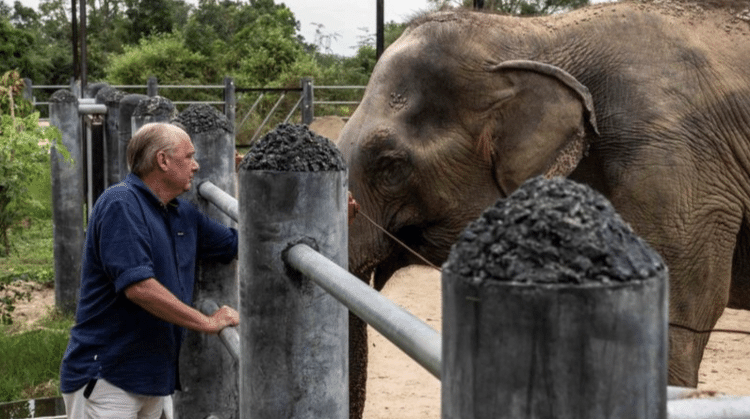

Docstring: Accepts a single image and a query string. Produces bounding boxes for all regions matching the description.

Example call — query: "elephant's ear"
[480,60,599,195]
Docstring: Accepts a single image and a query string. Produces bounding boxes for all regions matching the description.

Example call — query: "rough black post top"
[85,82,110,99]
[96,86,127,106]
[239,123,346,172]
[443,176,666,285]
[132,96,176,119]
[50,89,77,103]
[173,103,232,136]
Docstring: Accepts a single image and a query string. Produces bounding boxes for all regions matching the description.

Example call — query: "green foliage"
[0,219,55,284]
[0,216,55,326]
[0,310,74,402]
[0,284,31,326]
[106,32,213,86]
[0,70,64,256]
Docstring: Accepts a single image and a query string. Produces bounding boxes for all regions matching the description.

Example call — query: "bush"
[0,70,63,256]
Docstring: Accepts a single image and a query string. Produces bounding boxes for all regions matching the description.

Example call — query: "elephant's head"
[338,11,598,286]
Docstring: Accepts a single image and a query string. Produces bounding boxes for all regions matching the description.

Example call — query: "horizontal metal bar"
[314,85,366,89]
[199,299,240,361]
[668,386,713,400]
[285,243,442,379]
[154,85,224,89]
[197,181,238,222]
[314,101,360,105]
[78,104,107,114]
[236,87,303,93]
[668,395,750,418]
[28,85,68,89]
[170,101,225,105]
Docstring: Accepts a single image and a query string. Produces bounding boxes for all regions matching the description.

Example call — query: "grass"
[0,309,73,403]
[0,160,75,403]
[0,219,55,285]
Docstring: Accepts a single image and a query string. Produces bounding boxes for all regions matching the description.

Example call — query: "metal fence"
[23,77,364,145]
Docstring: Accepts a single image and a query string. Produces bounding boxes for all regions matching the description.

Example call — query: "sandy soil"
[363,266,750,419]
[8,270,749,418]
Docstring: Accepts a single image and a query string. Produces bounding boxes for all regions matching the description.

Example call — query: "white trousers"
[62,379,173,419]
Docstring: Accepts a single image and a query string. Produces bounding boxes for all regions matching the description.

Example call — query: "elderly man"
[60,122,239,419]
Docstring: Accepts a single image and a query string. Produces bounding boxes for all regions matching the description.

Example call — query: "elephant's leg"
[349,312,368,419]
[605,169,740,387]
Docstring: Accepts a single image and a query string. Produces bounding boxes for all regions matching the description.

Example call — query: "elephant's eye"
[362,144,413,193]
[375,149,412,189]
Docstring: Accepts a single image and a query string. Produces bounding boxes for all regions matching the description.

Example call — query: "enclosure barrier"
[285,243,442,378]
[196,179,442,379]
[46,84,750,419]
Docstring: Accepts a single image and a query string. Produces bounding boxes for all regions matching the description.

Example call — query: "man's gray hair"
[127,123,187,177]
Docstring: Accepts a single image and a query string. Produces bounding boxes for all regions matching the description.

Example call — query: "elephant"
[336,1,750,417]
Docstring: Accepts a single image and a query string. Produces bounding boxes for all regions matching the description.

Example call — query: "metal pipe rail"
[284,243,442,379]
[197,181,238,222]
[199,299,240,361]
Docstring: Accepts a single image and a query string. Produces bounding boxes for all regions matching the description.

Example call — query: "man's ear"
[156,150,169,172]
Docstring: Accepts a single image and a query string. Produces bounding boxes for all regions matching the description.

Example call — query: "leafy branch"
[0,70,66,256]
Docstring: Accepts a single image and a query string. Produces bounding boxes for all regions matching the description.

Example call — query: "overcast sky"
[13,0,433,57]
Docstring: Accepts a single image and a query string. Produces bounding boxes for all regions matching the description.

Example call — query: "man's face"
[166,134,199,193]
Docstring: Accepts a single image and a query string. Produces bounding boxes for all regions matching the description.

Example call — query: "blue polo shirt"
[60,173,238,396]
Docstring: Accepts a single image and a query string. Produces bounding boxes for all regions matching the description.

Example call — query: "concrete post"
[130,96,176,134]
[173,104,238,419]
[95,86,126,186]
[238,124,348,419]
[441,177,668,419]
[83,82,108,99]
[301,78,313,125]
[117,94,148,178]
[147,76,158,97]
[22,78,32,103]
[224,76,236,128]
[49,90,84,315]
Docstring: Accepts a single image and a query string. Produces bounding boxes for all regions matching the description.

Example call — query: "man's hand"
[207,305,240,334]
[235,150,243,171]
[125,278,240,334]
[348,192,360,225]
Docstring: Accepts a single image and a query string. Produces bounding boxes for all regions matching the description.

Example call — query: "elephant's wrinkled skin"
[337,2,750,417]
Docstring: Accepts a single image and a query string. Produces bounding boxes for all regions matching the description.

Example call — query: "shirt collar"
[125,173,181,211]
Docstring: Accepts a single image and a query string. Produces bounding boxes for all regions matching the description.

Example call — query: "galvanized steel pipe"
[78,103,107,114]
[197,181,238,222]
[199,299,240,361]
[668,396,750,418]
[285,243,442,379]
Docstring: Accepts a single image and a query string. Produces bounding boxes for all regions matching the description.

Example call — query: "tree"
[0,70,64,256]
[106,32,212,86]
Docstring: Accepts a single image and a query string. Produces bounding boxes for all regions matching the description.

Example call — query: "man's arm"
[124,278,239,334]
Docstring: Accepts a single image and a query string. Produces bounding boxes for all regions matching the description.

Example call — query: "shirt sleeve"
[95,193,156,294]
[196,210,238,263]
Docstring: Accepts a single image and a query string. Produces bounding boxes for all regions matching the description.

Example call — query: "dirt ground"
[8,270,749,417]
